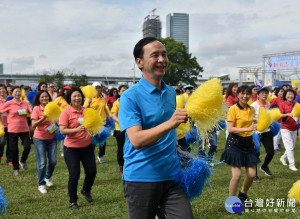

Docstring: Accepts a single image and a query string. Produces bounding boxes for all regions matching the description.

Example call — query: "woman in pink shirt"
[59,88,97,210]
[0,84,12,165]
[225,83,238,107]
[31,90,57,194]
[0,86,31,176]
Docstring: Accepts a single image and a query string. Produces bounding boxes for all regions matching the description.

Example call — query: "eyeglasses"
[49,86,55,88]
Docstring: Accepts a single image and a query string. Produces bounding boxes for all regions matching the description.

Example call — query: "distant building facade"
[143,14,161,38]
[166,13,189,50]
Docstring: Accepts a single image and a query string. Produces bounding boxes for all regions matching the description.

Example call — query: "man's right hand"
[168,109,188,129]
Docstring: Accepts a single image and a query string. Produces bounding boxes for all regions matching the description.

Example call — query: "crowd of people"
[0,81,128,210]
[0,37,299,218]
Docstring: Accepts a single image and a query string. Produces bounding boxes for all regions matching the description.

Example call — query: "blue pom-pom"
[105,117,115,131]
[270,121,281,136]
[252,132,260,154]
[92,127,110,145]
[55,128,66,141]
[185,128,198,145]
[175,158,211,201]
[0,186,8,215]
[27,91,37,106]
[5,96,13,102]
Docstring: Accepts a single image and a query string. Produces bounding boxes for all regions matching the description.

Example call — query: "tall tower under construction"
[143,9,161,39]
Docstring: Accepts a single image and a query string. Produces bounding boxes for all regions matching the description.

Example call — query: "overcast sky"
[1,0,300,80]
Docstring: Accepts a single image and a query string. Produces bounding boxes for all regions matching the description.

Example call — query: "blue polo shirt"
[119,77,181,182]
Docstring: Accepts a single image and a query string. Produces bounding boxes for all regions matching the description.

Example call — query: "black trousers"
[114,130,125,167]
[260,131,275,168]
[64,144,97,203]
[123,181,193,219]
[8,132,31,170]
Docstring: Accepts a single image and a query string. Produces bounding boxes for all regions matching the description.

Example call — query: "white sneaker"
[280,157,288,166]
[45,178,53,187]
[289,166,298,171]
[38,185,47,194]
[97,156,105,164]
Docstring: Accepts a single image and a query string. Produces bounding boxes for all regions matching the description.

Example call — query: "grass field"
[0,131,299,218]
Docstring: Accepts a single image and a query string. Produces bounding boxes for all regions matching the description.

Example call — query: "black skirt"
[221,133,260,167]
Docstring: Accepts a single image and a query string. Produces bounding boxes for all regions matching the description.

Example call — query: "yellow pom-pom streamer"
[288,180,300,203]
[83,108,104,136]
[44,102,62,122]
[81,85,97,99]
[176,121,190,139]
[293,103,300,117]
[269,108,281,121]
[257,108,272,132]
[266,95,272,102]
[185,78,227,140]
[176,95,185,109]
[0,123,4,137]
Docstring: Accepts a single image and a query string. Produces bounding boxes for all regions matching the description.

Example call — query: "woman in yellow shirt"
[111,85,128,175]
[221,85,260,206]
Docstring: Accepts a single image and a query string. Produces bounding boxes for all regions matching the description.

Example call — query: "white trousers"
[273,130,282,150]
[281,129,297,167]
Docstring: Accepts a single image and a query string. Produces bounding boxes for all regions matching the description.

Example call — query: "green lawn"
[0,131,299,218]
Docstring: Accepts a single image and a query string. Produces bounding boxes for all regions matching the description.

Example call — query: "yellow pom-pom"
[176,95,185,109]
[81,85,97,99]
[257,108,272,132]
[293,103,300,117]
[182,93,189,103]
[266,95,272,102]
[44,102,62,122]
[269,108,281,121]
[288,180,300,203]
[83,108,104,136]
[185,78,227,139]
[21,89,26,100]
[0,124,4,137]
[176,121,190,138]
[247,98,253,105]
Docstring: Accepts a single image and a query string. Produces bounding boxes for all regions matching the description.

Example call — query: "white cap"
[92,82,102,87]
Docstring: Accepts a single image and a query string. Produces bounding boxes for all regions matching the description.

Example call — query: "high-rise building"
[143,9,161,38]
[0,64,3,74]
[166,13,189,50]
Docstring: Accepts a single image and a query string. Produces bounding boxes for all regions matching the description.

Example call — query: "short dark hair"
[275,87,284,97]
[11,86,21,93]
[65,88,84,105]
[118,85,128,92]
[237,85,251,95]
[37,82,47,91]
[34,90,52,106]
[133,37,157,60]
[283,88,296,101]
[109,88,118,97]
[0,84,8,94]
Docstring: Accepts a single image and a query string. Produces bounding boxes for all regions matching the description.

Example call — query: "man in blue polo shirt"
[119,37,193,219]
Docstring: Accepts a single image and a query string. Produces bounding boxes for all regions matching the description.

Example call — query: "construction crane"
[149,8,157,16]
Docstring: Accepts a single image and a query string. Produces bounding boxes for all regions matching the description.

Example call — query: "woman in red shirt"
[0,86,32,176]
[59,88,97,210]
[106,88,118,111]
[270,87,284,108]
[31,90,57,194]
[225,83,238,107]
[279,89,298,171]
